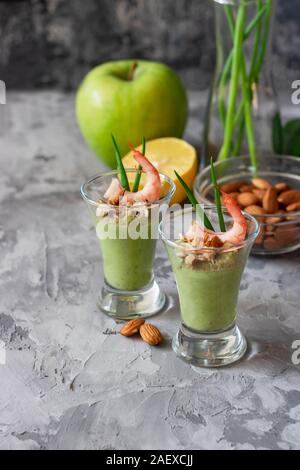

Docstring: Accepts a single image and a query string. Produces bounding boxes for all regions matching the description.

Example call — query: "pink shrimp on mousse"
[104,144,161,205]
[185,191,248,247]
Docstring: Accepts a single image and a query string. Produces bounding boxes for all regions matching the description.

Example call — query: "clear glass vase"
[203,0,281,167]
[160,206,259,367]
[81,170,175,320]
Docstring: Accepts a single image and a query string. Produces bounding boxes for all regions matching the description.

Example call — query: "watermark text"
[0,80,6,104]
[291,80,300,105]
[0,340,6,365]
[291,340,300,365]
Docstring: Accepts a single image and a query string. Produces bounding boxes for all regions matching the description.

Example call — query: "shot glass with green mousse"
[81,136,175,320]
[159,165,259,367]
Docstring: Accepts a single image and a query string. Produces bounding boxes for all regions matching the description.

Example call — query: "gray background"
[0,0,299,92]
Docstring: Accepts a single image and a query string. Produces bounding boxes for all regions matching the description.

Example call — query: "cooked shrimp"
[104,178,125,205]
[185,192,247,246]
[122,144,161,204]
[104,145,161,205]
[218,191,247,244]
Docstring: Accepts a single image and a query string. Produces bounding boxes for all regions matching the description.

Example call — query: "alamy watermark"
[291,80,300,105]
[0,80,6,104]
[95,203,205,241]
[0,340,6,365]
[291,340,300,365]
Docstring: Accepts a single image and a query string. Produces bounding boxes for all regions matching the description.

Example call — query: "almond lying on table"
[252,178,271,190]
[237,192,259,207]
[140,323,162,346]
[120,318,145,337]
[277,190,300,206]
[263,186,279,214]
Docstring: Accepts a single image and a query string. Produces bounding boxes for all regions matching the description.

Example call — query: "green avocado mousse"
[96,205,157,291]
[159,164,259,367]
[167,243,248,333]
[81,136,175,320]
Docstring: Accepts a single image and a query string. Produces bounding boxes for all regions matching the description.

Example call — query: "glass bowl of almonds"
[194,155,300,255]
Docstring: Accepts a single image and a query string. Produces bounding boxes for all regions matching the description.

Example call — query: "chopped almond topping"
[205,235,224,248]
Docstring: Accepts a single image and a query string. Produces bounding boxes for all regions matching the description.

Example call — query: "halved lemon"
[122,137,198,204]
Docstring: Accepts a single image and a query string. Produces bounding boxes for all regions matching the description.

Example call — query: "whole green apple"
[76,60,188,168]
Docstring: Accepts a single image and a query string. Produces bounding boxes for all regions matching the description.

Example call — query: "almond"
[229,192,239,201]
[286,202,300,212]
[120,318,145,337]
[185,254,196,265]
[220,181,246,193]
[275,182,290,193]
[205,235,223,248]
[140,323,162,346]
[254,225,265,246]
[252,188,266,201]
[264,236,280,251]
[274,225,299,247]
[265,225,275,234]
[244,205,265,216]
[262,187,279,214]
[239,184,254,193]
[266,215,283,225]
[237,192,259,207]
[277,190,300,206]
[252,178,271,190]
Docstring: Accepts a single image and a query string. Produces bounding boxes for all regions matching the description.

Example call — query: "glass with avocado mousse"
[81,139,175,320]
[160,205,259,367]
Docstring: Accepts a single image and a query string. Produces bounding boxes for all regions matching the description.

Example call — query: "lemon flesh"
[122,137,198,204]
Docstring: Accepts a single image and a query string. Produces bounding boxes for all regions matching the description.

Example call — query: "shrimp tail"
[220,191,244,219]
[128,143,157,173]
[219,190,247,243]
[123,142,161,203]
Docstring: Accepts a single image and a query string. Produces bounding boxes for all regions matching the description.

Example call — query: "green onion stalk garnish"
[210,158,226,232]
[174,171,215,232]
[111,133,130,191]
[216,0,273,171]
[217,4,267,127]
[218,3,247,162]
[132,136,146,192]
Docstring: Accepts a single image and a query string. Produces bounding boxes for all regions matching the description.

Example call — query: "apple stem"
[128,62,138,81]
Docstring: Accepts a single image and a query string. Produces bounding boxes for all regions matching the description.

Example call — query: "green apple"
[76,60,188,168]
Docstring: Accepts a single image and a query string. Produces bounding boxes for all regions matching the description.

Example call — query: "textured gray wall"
[0,0,299,91]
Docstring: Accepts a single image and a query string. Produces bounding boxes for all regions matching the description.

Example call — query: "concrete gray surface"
[0,91,300,450]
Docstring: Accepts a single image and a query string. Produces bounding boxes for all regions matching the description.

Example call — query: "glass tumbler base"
[97,279,166,320]
[172,323,247,368]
